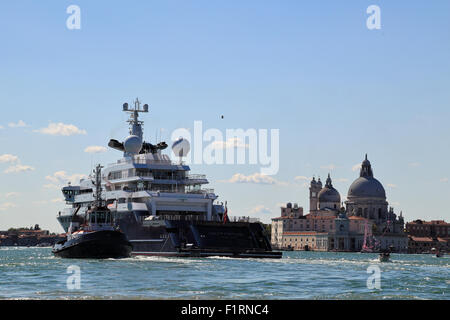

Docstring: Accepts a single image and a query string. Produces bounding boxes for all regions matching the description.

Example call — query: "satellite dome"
[123,135,142,154]
[172,138,190,158]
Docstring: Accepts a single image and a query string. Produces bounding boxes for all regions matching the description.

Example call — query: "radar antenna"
[108,99,168,155]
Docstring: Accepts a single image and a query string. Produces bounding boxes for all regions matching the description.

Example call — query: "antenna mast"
[122,98,149,140]
[94,164,104,207]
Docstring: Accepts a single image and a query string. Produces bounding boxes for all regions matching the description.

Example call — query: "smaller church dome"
[318,174,341,203]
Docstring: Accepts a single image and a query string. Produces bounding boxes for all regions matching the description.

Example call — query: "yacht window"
[110,171,122,180]
[97,212,106,224]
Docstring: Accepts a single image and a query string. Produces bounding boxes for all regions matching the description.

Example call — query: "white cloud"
[51,198,64,203]
[84,146,107,153]
[209,138,249,150]
[0,202,16,211]
[8,120,27,128]
[5,192,20,198]
[440,178,449,183]
[221,173,288,186]
[293,176,311,188]
[352,163,361,172]
[45,171,88,186]
[1,155,34,174]
[0,125,3,129]
[249,205,272,215]
[294,176,310,181]
[0,154,19,163]
[4,164,35,173]
[320,164,336,170]
[35,122,87,136]
[387,183,397,188]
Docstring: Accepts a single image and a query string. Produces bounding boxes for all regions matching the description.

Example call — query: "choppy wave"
[0,248,448,300]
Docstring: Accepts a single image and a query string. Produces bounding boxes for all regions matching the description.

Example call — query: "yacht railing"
[109,157,174,167]
[229,216,261,223]
[186,188,214,194]
[158,215,208,222]
[187,174,207,180]
[111,188,215,195]
[106,173,208,183]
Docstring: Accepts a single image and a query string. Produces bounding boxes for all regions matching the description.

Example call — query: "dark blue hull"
[116,215,282,259]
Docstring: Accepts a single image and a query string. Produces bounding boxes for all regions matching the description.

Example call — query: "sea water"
[0,247,448,300]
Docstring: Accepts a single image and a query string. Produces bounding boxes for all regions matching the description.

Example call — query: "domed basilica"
[271,155,408,252]
[345,155,403,233]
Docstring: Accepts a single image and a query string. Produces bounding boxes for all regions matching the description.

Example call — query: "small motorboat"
[379,252,390,262]
[52,165,132,259]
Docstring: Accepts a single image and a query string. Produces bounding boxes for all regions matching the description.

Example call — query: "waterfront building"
[271,202,304,249]
[282,231,329,251]
[406,219,450,237]
[271,155,408,252]
[0,227,64,247]
[406,219,450,253]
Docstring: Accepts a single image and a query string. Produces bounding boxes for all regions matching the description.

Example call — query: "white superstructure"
[57,98,224,232]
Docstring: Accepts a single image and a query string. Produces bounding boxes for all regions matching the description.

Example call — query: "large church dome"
[318,174,341,203]
[348,177,386,198]
[347,155,386,199]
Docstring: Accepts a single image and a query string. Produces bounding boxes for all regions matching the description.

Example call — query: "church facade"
[271,155,408,252]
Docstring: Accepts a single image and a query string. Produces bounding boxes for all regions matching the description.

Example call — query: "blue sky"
[0,1,449,232]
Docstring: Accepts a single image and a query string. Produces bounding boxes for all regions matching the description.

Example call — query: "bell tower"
[309,176,322,213]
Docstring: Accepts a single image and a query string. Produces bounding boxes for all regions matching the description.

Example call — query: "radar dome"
[172,138,190,158]
[124,135,142,154]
